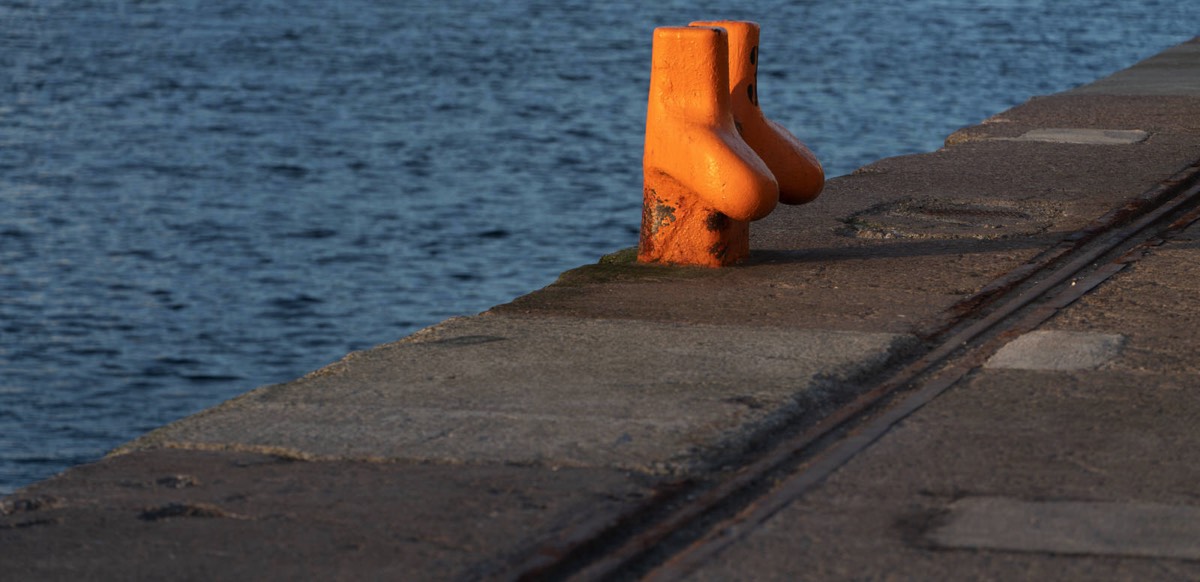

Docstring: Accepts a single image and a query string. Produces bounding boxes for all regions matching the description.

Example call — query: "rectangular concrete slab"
[1012,128,1149,145]
[985,330,1125,371]
[117,314,915,475]
[929,497,1200,560]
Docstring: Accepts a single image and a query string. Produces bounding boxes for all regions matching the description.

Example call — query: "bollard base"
[638,171,750,267]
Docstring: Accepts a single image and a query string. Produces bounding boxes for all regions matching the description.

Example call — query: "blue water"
[2,0,1197,493]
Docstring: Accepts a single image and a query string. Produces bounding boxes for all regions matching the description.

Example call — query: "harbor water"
[2,0,1198,493]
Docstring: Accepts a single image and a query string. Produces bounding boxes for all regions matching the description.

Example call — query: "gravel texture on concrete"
[686,173,1200,582]
[115,315,916,475]
[0,449,654,581]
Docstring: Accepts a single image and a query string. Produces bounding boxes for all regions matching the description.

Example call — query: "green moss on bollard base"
[598,247,639,265]
[551,247,720,287]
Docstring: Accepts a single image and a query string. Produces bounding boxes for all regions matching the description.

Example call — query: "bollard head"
[643,26,778,224]
[690,20,825,205]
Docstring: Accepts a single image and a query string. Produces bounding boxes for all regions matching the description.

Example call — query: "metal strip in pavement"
[642,170,1200,580]
[500,160,1200,582]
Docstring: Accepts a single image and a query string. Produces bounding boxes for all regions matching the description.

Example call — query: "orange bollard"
[690,20,824,205]
[639,26,778,267]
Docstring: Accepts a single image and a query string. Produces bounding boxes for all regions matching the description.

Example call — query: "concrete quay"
[4,39,1200,581]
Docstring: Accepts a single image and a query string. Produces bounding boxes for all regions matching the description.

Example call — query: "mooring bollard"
[639,26,778,267]
[690,20,824,205]
[638,23,824,267]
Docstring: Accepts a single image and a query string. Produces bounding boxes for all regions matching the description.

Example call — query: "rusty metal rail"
[498,158,1200,582]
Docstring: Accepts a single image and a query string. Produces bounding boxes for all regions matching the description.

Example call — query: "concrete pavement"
[685,214,1200,581]
[671,38,1200,581]
[3,37,1199,581]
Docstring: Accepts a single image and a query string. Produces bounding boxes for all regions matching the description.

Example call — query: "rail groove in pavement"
[499,158,1200,582]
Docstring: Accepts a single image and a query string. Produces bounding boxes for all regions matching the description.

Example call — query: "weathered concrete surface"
[685,52,1200,575]
[507,81,1200,337]
[686,217,1200,579]
[116,316,914,475]
[1069,40,1200,96]
[4,37,1200,581]
[0,449,653,581]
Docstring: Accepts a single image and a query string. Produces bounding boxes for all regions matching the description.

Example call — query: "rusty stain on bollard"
[639,26,778,267]
[691,20,824,205]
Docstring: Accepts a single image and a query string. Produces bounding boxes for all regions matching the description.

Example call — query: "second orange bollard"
[691,20,825,205]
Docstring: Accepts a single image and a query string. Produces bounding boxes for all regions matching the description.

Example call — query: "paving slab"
[1006,128,1149,145]
[984,330,1125,371]
[929,497,1200,560]
[116,315,915,476]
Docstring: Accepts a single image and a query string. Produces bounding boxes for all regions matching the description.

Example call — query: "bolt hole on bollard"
[638,21,824,267]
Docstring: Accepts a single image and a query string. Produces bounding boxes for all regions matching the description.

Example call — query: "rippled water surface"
[2,0,1197,492]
